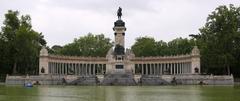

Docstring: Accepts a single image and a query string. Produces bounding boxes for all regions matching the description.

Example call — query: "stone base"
[101,73,136,86]
[140,75,169,85]
[5,74,234,85]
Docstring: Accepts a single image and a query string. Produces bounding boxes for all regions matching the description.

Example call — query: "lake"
[0,85,239,101]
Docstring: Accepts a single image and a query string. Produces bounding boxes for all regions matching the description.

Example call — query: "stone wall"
[6,74,234,85]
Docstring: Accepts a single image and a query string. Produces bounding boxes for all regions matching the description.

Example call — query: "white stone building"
[39,14,201,76]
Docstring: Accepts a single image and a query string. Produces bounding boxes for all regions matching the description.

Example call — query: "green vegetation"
[49,33,113,57]
[196,4,240,76]
[131,37,195,56]
[0,4,239,77]
[0,10,46,75]
[132,4,240,76]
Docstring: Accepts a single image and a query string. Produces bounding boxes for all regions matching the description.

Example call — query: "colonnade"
[134,62,192,75]
[48,62,106,75]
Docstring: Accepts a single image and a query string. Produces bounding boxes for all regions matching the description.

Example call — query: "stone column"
[53,62,55,74]
[59,63,61,75]
[141,64,143,75]
[145,64,147,75]
[84,64,86,75]
[55,63,57,74]
[183,62,186,74]
[52,62,54,74]
[48,62,50,74]
[101,64,103,75]
[176,63,178,74]
[181,62,183,74]
[65,63,68,75]
[76,63,78,75]
[93,64,95,75]
[80,64,82,75]
[159,64,161,75]
[61,63,63,75]
[170,63,172,74]
[154,64,157,75]
[150,64,152,75]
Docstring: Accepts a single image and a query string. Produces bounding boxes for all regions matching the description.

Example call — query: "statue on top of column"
[117,7,122,20]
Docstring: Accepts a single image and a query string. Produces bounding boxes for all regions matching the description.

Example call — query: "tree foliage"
[0,10,46,75]
[131,37,195,57]
[194,4,240,75]
[51,33,113,57]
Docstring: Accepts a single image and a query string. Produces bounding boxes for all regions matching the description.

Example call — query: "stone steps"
[101,73,136,85]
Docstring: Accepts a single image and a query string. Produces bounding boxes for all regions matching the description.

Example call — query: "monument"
[5,7,234,85]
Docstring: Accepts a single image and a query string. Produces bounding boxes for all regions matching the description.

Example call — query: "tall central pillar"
[113,20,126,47]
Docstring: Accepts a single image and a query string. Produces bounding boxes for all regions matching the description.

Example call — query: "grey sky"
[0,0,239,48]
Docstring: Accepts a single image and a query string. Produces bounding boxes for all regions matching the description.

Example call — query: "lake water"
[0,85,239,101]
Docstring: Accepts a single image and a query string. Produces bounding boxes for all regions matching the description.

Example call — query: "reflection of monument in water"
[5,7,233,85]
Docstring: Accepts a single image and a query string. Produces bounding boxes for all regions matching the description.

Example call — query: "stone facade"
[38,16,201,76]
[5,8,233,85]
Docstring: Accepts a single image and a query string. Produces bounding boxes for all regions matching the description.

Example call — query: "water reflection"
[0,85,238,101]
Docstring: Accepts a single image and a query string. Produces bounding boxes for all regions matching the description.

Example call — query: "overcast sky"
[0,0,239,48]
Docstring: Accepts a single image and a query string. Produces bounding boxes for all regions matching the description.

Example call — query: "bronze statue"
[117,7,122,20]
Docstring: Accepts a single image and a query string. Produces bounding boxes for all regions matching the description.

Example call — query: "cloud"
[0,0,239,48]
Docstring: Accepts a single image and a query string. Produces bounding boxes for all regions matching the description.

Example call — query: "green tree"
[55,33,113,57]
[131,37,157,57]
[195,4,240,75]
[0,10,46,75]
[167,38,195,55]
[131,36,195,57]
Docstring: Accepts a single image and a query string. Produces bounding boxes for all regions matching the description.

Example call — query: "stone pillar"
[181,62,183,74]
[76,63,78,75]
[100,64,103,75]
[48,62,50,74]
[145,64,147,75]
[170,63,172,74]
[154,64,157,75]
[180,63,182,74]
[172,63,176,75]
[59,63,61,75]
[183,62,186,74]
[93,64,95,75]
[55,63,57,74]
[80,63,82,75]
[176,63,178,74]
[159,64,162,75]
[150,64,152,75]
[65,63,68,75]
[191,46,201,74]
[57,63,59,74]
[53,62,55,75]
[90,64,93,75]
[51,62,54,74]
[39,46,49,75]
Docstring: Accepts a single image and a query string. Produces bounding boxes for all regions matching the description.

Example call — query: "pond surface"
[0,85,239,101]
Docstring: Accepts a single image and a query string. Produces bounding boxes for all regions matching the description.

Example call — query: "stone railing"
[131,54,193,61]
[47,55,108,61]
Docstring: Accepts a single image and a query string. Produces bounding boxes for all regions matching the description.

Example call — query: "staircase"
[68,76,99,85]
[140,75,170,85]
[101,73,136,86]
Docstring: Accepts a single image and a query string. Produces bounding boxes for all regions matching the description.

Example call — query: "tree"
[0,10,46,75]
[195,4,240,75]
[131,37,157,57]
[167,38,195,55]
[55,33,113,57]
[131,36,195,57]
